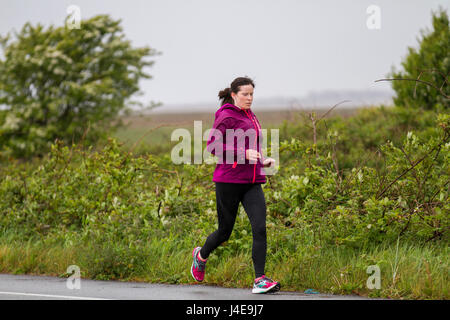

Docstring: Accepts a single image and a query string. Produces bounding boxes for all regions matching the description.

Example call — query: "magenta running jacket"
[206,103,267,184]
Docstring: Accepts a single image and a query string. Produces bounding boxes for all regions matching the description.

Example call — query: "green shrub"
[389,8,449,110]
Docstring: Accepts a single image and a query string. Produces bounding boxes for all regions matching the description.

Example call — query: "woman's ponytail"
[218,87,233,106]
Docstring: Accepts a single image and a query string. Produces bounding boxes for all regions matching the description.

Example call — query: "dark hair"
[218,76,255,106]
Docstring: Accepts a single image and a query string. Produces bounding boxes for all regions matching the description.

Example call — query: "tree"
[389,8,449,110]
[0,14,161,159]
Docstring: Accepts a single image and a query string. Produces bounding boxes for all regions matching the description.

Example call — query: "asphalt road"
[0,273,376,300]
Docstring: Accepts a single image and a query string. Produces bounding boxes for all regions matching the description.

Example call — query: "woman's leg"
[241,183,267,279]
[199,182,242,259]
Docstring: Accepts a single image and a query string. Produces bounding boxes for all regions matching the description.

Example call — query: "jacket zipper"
[243,109,259,183]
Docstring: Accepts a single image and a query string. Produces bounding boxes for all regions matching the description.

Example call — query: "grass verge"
[0,231,447,299]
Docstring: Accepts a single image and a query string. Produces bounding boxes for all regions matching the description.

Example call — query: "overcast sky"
[0,0,448,111]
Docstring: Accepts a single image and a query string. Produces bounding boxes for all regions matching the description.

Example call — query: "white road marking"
[0,291,111,300]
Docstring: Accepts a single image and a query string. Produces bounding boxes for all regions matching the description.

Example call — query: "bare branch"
[375,77,449,100]
[413,69,450,99]
[376,131,450,199]
[318,100,352,122]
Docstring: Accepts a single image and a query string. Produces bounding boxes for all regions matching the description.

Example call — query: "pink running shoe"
[191,247,207,282]
[252,275,281,294]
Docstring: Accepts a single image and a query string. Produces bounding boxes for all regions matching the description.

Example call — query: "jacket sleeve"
[255,116,265,164]
[206,117,246,164]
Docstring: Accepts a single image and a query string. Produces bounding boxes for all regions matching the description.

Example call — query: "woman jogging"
[190,76,281,294]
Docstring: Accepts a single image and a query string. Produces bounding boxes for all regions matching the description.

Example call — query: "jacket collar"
[222,103,252,114]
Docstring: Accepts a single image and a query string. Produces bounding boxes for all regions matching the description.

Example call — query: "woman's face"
[231,84,254,110]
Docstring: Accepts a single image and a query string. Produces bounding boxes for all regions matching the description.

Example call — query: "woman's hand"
[246,149,261,162]
[262,157,276,168]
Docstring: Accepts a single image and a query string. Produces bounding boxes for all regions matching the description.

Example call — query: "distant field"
[119,106,366,128]
[111,106,378,153]
[112,106,372,151]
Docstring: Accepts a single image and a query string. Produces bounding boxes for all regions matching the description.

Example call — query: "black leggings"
[200,182,267,278]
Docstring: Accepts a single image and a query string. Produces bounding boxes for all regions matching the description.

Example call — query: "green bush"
[267,111,449,246]
[0,14,161,159]
[389,8,449,110]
